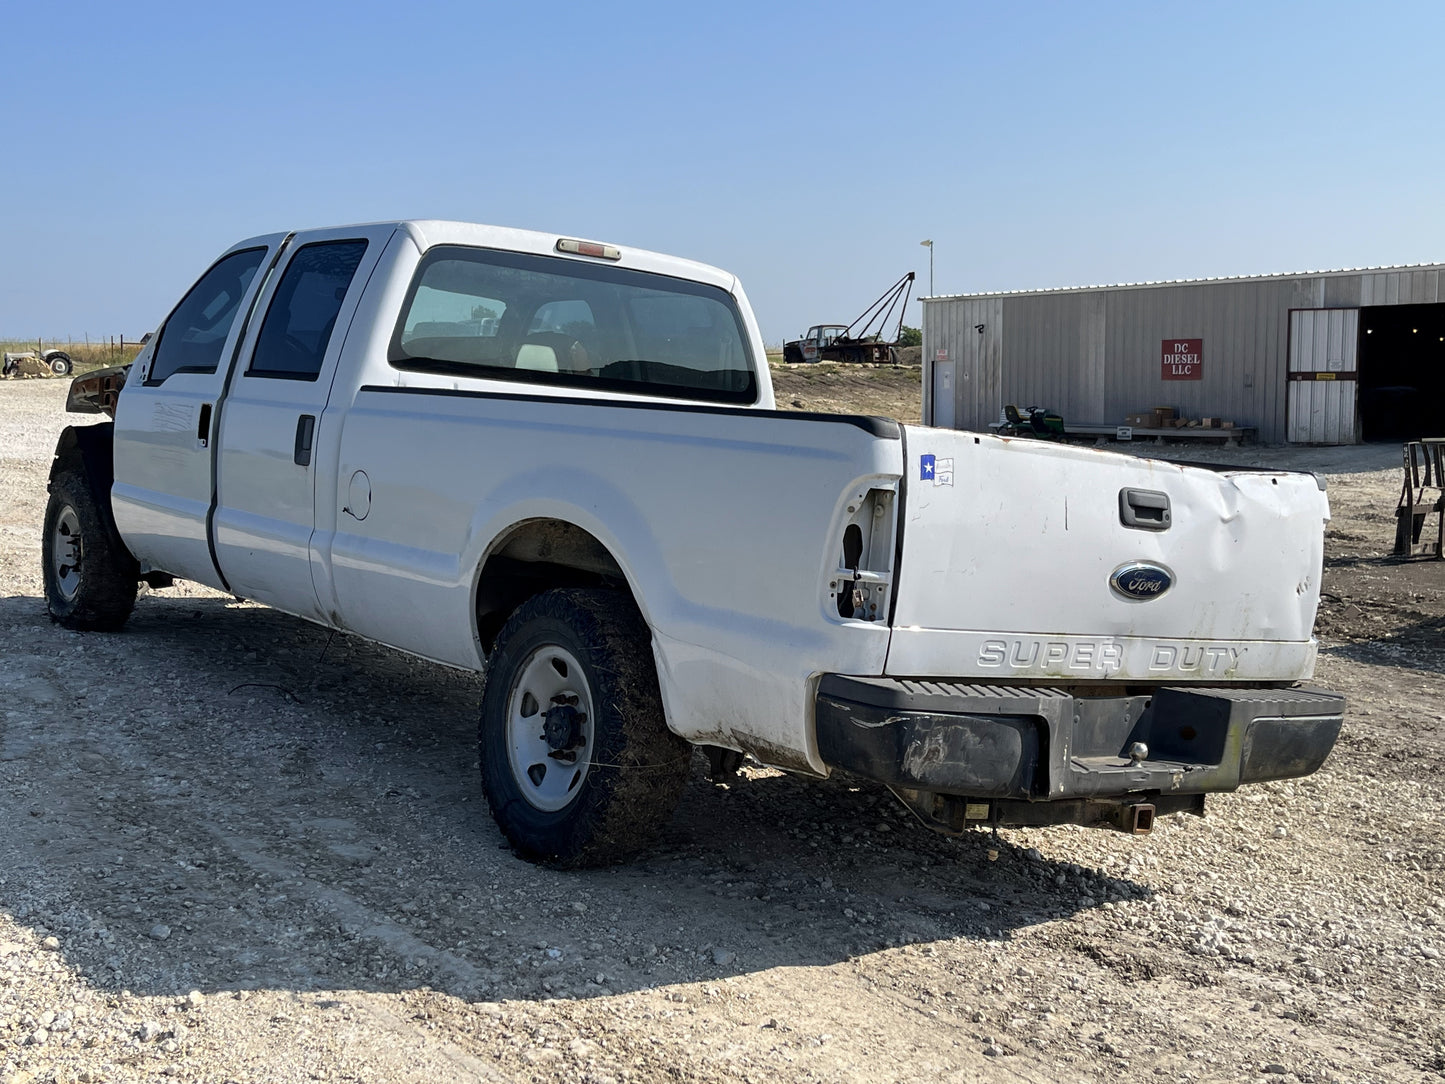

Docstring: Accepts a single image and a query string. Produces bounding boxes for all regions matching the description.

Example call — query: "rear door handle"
[196,403,212,447]
[1120,488,1171,530]
[294,414,316,467]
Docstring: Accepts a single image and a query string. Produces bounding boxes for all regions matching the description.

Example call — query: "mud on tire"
[42,469,138,631]
[478,587,692,867]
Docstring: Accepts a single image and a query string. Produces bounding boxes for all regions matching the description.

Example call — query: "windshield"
[391,246,756,404]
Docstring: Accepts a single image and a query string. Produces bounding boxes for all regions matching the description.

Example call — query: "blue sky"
[4,0,1444,344]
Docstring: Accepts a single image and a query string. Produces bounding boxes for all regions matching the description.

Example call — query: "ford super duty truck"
[44,220,1344,865]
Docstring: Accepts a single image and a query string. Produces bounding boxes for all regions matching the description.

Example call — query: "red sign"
[1161,338,1203,380]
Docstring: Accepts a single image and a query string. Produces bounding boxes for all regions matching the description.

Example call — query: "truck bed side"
[321,385,902,773]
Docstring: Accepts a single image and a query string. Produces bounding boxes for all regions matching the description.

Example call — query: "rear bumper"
[815,676,1343,824]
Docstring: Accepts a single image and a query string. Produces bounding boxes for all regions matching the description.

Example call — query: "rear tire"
[42,469,138,631]
[478,587,691,866]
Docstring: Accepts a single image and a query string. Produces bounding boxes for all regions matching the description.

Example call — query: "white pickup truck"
[45,220,1344,865]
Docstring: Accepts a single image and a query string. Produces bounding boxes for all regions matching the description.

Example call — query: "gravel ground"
[1,378,1442,1084]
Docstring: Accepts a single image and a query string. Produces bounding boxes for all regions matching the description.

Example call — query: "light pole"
[919,239,934,296]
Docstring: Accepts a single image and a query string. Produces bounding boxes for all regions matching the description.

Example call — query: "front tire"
[42,470,138,630]
[47,353,73,376]
[479,588,691,866]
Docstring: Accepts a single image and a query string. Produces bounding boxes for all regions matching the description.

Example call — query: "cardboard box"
[1201,417,1221,428]
[1152,406,1178,421]
[1221,421,1235,429]
[1171,417,1190,428]
[1125,412,1155,427]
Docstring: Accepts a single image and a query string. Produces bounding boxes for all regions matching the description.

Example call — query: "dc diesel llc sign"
[1161,338,1203,381]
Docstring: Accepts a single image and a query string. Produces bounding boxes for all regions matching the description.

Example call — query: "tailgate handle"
[1120,488,1171,531]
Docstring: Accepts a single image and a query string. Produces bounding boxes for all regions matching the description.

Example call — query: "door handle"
[1119,488,1171,531]
[294,414,316,467]
[196,403,212,447]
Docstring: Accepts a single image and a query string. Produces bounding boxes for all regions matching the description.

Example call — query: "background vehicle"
[3,348,73,376]
[44,221,1343,867]
[783,273,915,365]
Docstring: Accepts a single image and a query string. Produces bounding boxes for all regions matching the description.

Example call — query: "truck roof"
[226,220,738,293]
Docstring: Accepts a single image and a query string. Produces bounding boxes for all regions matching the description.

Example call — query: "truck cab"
[784,324,848,363]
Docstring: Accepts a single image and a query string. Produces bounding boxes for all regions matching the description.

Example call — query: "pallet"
[1060,424,1257,446]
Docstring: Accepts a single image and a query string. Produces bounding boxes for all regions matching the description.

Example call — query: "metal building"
[921,263,1445,444]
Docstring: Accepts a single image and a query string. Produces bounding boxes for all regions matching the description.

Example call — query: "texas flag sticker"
[920,454,954,487]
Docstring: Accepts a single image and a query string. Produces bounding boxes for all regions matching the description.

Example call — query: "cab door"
[802,327,821,362]
[212,226,392,620]
[111,236,284,586]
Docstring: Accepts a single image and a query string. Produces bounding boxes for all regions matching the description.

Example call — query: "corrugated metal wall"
[922,295,1001,431]
[921,265,1445,442]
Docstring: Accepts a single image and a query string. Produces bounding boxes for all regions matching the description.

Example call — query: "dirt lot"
[1,377,1442,1084]
[770,361,922,423]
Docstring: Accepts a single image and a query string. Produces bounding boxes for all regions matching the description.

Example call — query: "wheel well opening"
[475,519,632,652]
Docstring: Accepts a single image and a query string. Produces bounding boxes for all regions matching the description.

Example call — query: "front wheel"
[47,353,73,376]
[479,588,691,866]
[42,470,138,630]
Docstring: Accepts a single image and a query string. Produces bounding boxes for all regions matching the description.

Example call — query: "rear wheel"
[479,588,691,866]
[42,470,138,630]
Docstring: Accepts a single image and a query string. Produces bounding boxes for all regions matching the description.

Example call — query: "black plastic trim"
[356,383,902,439]
[815,676,1345,802]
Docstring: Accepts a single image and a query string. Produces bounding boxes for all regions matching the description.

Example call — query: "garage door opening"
[1359,302,1445,441]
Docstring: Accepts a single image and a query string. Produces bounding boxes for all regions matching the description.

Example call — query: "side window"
[148,247,266,384]
[529,300,595,335]
[248,240,368,380]
[402,285,508,346]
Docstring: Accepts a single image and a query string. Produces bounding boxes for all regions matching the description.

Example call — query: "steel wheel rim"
[52,504,82,601]
[505,644,595,812]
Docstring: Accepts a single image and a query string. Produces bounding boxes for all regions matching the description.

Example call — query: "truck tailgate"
[888,428,1329,683]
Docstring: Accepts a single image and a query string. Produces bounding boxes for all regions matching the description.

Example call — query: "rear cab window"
[389,247,756,403]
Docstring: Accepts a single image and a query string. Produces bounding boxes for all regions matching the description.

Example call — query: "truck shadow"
[0,592,1154,1006]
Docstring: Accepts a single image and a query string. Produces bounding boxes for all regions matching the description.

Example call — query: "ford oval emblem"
[1110,562,1174,601]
